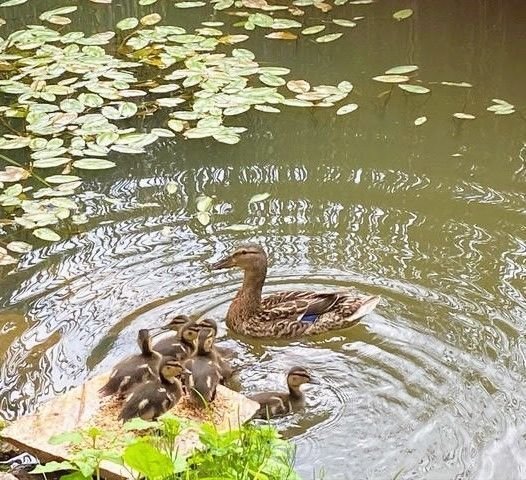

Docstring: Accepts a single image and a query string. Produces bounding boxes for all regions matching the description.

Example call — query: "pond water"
[1,0,526,479]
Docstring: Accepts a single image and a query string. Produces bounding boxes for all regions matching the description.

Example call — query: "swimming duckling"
[100,329,163,398]
[184,328,223,407]
[248,367,316,419]
[118,358,186,422]
[153,316,198,360]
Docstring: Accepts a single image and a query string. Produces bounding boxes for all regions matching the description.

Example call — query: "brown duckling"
[100,329,163,398]
[248,367,316,419]
[184,328,223,407]
[118,359,187,422]
[153,316,198,360]
[192,318,233,381]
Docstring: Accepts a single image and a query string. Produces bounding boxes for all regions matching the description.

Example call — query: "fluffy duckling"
[248,367,316,419]
[100,329,162,398]
[118,359,186,422]
[184,327,223,407]
[153,316,198,360]
[192,318,233,381]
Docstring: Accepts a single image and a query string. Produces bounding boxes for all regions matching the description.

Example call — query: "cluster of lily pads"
[0,4,363,264]
[0,0,519,267]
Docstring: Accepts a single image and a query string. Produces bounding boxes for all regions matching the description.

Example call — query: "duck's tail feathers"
[348,296,380,321]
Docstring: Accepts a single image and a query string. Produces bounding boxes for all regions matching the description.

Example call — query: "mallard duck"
[100,329,163,398]
[184,328,222,407]
[248,367,315,419]
[153,316,197,360]
[210,243,380,338]
[118,359,186,421]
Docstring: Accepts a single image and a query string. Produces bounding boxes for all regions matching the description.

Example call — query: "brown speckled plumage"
[210,244,380,338]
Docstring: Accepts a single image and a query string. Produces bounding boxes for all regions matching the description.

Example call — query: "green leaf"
[249,193,271,204]
[372,75,409,83]
[453,112,476,120]
[259,73,286,87]
[33,158,71,169]
[39,6,77,21]
[166,182,178,194]
[336,103,359,115]
[196,211,210,226]
[45,175,81,184]
[254,105,281,113]
[123,442,174,479]
[441,81,472,88]
[174,1,206,7]
[6,241,32,254]
[0,0,28,6]
[33,228,61,242]
[72,159,116,170]
[140,13,162,26]
[398,84,430,94]
[139,0,158,4]
[315,33,343,43]
[393,8,413,20]
[116,17,139,30]
[30,461,74,474]
[196,195,213,212]
[301,25,325,35]
[49,431,84,445]
[123,417,159,431]
[332,19,357,27]
[414,116,427,126]
[385,65,418,75]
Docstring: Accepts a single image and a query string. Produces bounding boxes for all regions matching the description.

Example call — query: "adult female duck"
[210,243,380,338]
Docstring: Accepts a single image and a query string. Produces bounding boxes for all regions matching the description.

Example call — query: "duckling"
[184,328,222,407]
[118,358,186,422]
[153,316,198,360]
[192,318,233,381]
[248,367,316,419]
[100,329,163,398]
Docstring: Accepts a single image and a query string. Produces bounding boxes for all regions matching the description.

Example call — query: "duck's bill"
[209,256,234,270]
[148,326,168,337]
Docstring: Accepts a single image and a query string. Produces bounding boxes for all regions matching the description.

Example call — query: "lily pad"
[117,17,139,30]
[453,112,476,120]
[393,8,413,20]
[385,65,418,75]
[336,103,359,115]
[315,33,343,43]
[6,241,32,253]
[265,32,297,40]
[414,116,427,126]
[72,159,116,170]
[301,25,326,35]
[372,75,409,83]
[249,192,271,204]
[33,228,61,242]
[398,84,430,94]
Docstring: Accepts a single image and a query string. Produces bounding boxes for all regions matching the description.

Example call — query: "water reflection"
[1,0,526,479]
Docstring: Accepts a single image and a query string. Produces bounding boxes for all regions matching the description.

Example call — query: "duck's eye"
[236,249,248,256]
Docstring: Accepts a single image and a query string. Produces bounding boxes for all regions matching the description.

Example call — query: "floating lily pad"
[265,32,297,40]
[398,84,430,94]
[301,25,325,35]
[249,192,271,204]
[453,112,476,120]
[393,8,413,20]
[72,159,116,170]
[336,103,359,115]
[315,33,343,43]
[372,75,409,83]
[33,228,61,242]
[414,116,427,126]
[385,65,418,75]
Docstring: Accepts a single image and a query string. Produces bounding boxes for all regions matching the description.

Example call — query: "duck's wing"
[260,292,341,323]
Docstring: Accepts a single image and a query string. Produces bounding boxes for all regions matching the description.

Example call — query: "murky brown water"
[1,0,525,479]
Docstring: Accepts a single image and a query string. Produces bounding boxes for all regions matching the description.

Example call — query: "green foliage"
[34,417,300,480]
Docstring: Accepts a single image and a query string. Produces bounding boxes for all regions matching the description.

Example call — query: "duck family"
[101,243,379,421]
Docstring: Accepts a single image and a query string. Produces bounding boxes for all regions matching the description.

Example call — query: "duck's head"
[195,317,218,335]
[137,329,153,353]
[162,314,191,332]
[210,243,267,272]
[287,366,317,388]
[160,359,190,382]
[179,321,200,347]
[196,327,216,354]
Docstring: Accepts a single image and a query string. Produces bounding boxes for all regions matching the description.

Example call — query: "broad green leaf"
[39,6,77,21]
[393,8,413,20]
[337,80,353,93]
[258,67,291,76]
[140,13,162,26]
[336,103,358,115]
[33,157,71,168]
[116,17,139,30]
[123,442,174,480]
[48,431,84,445]
[332,19,357,27]
[73,158,116,170]
[249,192,271,204]
[174,1,206,7]
[0,0,28,6]
[196,195,213,212]
[45,175,81,184]
[398,84,430,94]
[414,116,427,126]
[301,25,325,35]
[453,112,476,120]
[265,32,297,40]
[157,98,185,107]
[151,128,176,138]
[441,81,472,88]
[166,182,178,194]
[286,80,310,94]
[385,65,418,75]
[315,33,343,43]
[281,98,314,107]
[7,241,32,254]
[168,119,185,132]
[139,0,157,4]
[213,132,240,144]
[196,211,210,225]
[33,228,61,242]
[372,75,409,83]
[259,73,286,87]
[272,19,302,29]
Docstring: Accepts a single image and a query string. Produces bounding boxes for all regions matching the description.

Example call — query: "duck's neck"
[228,265,267,321]
[288,385,304,402]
